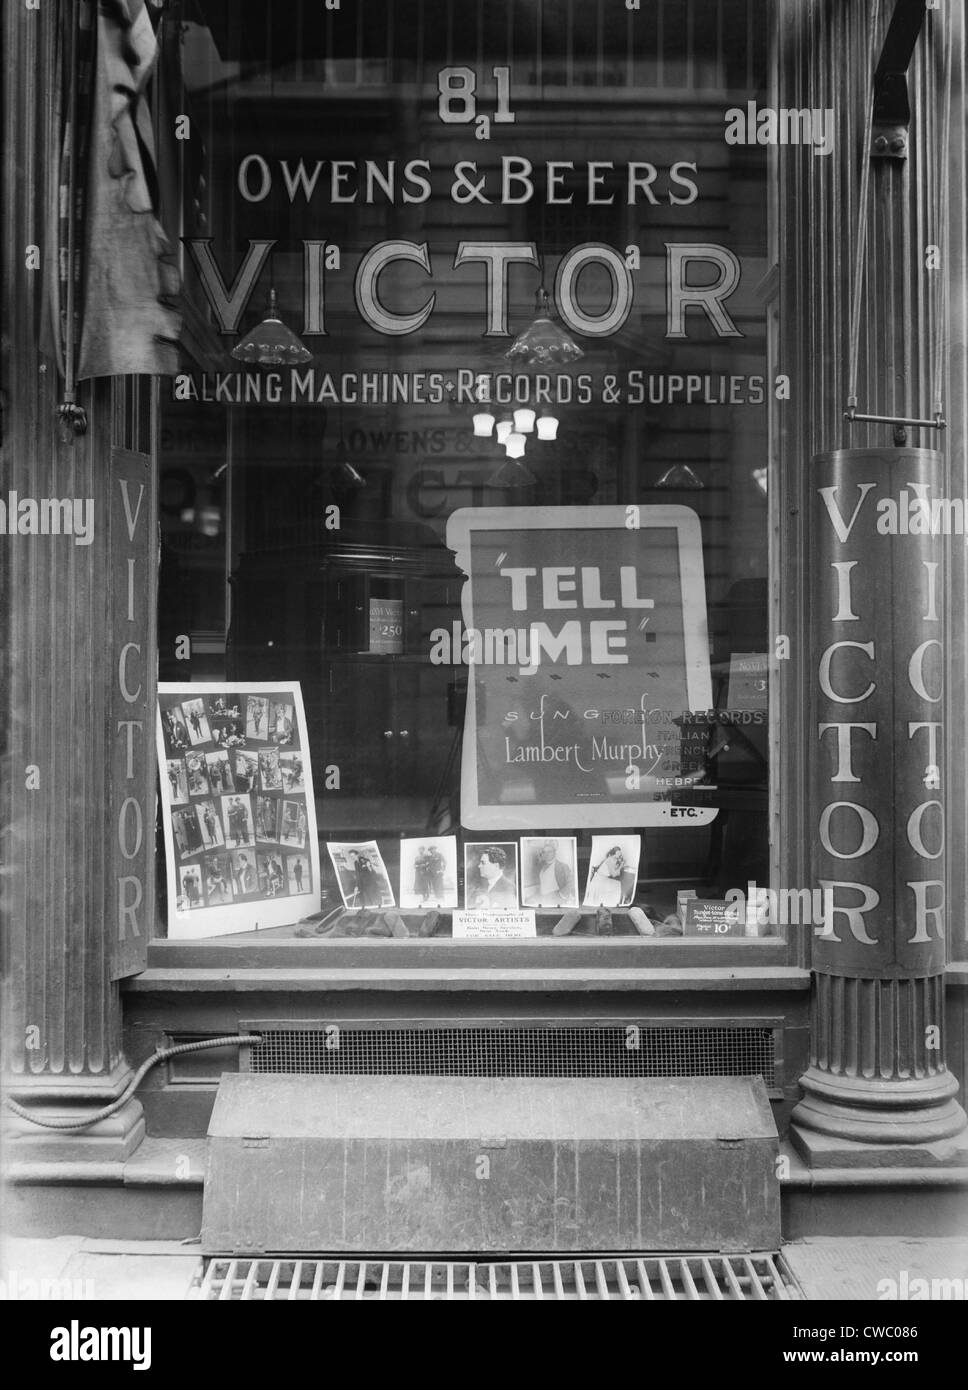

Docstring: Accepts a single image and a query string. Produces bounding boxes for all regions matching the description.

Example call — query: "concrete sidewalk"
[0,1235,202,1301]
[1,1234,965,1300]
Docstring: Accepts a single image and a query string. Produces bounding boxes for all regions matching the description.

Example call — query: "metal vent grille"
[195,1253,800,1301]
[246,1026,775,1087]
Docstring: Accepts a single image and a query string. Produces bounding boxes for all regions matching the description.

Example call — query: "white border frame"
[446,505,713,830]
[156,681,321,938]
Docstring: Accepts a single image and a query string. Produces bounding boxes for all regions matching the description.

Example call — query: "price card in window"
[369,598,404,654]
[682,898,745,936]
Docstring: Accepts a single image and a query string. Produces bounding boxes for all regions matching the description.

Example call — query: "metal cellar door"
[200,1074,781,1256]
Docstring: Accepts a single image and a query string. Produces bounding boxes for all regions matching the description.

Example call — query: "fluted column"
[796,975,962,1150]
[781,0,967,1163]
[1,1,149,1169]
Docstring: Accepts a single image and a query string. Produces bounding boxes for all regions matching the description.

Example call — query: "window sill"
[127,940,808,994]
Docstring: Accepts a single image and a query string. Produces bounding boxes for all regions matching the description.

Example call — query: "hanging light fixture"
[328,374,366,490]
[487,457,538,488]
[536,412,559,440]
[652,462,705,490]
[513,407,536,434]
[505,278,584,368]
[232,288,312,366]
[495,419,514,445]
[473,411,496,437]
[505,432,527,459]
[333,457,367,489]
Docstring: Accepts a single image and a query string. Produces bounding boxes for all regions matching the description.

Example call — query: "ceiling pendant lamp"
[487,457,538,488]
[536,412,559,440]
[505,431,527,458]
[473,411,496,437]
[495,418,514,445]
[653,462,705,490]
[505,284,584,368]
[333,455,367,489]
[231,288,312,366]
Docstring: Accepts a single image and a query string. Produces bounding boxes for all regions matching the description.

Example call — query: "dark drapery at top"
[51,0,181,382]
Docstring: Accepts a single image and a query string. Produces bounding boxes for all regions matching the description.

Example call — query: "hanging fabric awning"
[53,0,181,387]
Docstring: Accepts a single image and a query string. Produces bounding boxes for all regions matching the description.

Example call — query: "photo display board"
[157,683,320,938]
[446,505,717,829]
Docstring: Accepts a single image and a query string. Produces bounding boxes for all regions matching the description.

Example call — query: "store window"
[156,0,782,947]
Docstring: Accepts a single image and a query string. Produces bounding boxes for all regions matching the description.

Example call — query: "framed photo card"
[463,842,520,910]
[520,836,579,910]
[327,841,396,910]
[582,835,641,908]
[399,837,459,910]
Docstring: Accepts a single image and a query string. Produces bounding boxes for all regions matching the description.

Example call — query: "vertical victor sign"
[794,446,963,1151]
[109,446,158,980]
[811,448,945,975]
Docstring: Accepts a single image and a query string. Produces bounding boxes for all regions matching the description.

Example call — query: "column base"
[791,1063,968,1163]
[2,1068,146,1167]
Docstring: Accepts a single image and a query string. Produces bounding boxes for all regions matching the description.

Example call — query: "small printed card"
[726,652,769,710]
[452,910,537,939]
[682,898,745,936]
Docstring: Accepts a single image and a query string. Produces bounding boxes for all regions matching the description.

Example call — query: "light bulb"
[505,432,526,458]
[472,411,496,437]
[536,414,559,440]
[495,419,514,444]
[513,407,536,433]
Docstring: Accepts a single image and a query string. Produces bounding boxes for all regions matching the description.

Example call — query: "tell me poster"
[446,505,717,830]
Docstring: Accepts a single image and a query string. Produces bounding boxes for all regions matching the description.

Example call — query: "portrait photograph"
[463,842,520,911]
[286,854,311,896]
[279,752,305,792]
[582,835,641,908]
[177,864,204,911]
[182,697,212,746]
[245,695,269,740]
[165,758,188,805]
[220,793,255,849]
[327,841,395,909]
[258,747,282,791]
[184,750,211,798]
[257,852,288,898]
[205,750,235,796]
[194,799,224,851]
[230,850,258,898]
[255,794,280,843]
[232,750,259,793]
[161,703,190,754]
[202,853,234,906]
[172,806,203,859]
[279,799,308,849]
[268,700,295,745]
[399,836,458,910]
[520,836,579,910]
